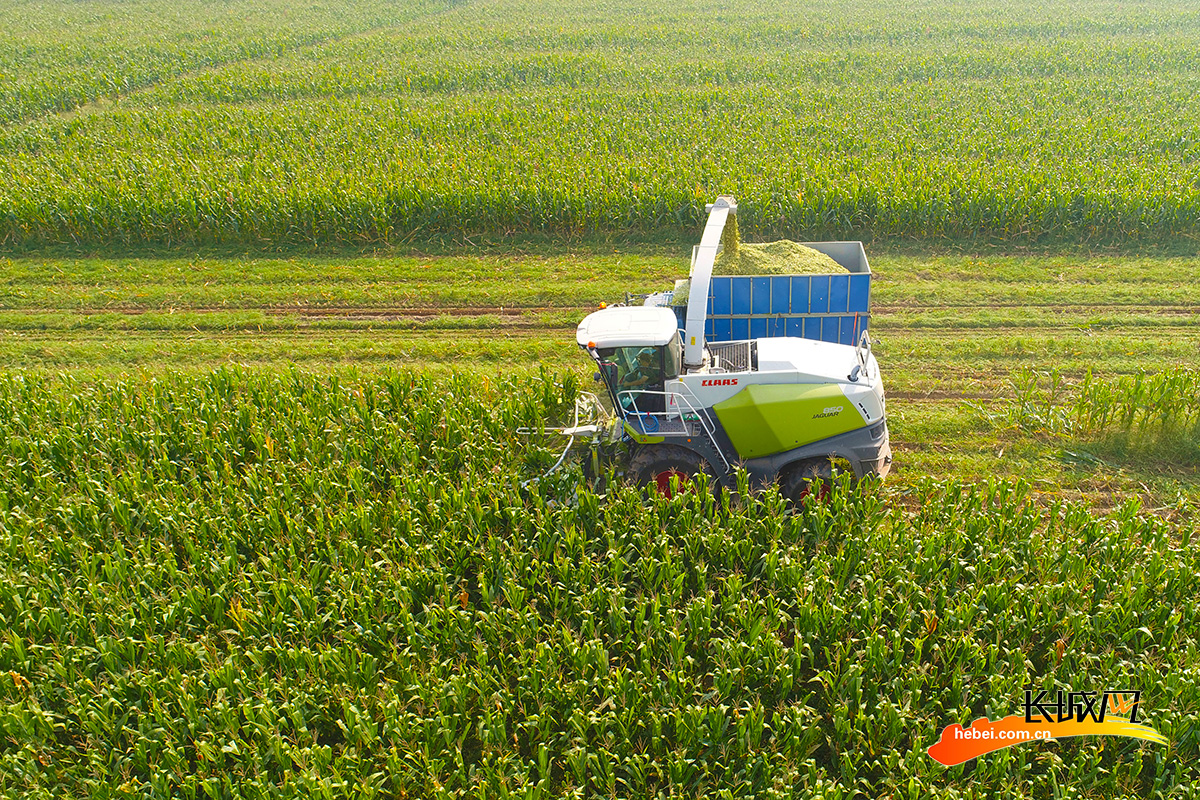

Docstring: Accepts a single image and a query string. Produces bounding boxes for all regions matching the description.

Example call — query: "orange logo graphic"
[927,690,1167,767]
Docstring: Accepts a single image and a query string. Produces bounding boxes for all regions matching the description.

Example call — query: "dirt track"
[16,300,1199,316]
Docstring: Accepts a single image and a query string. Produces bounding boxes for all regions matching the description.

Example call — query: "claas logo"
[701,378,738,387]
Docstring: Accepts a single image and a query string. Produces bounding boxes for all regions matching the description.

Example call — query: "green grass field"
[2,0,1200,796]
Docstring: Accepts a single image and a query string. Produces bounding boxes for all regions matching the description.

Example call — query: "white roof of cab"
[576,306,679,349]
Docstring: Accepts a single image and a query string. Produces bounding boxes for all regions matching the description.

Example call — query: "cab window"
[598,346,663,390]
[664,333,682,379]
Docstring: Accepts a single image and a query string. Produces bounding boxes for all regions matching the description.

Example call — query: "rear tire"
[628,444,713,498]
[779,458,834,504]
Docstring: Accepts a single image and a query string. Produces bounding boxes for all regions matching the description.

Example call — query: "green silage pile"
[714,240,844,275]
[670,222,844,305]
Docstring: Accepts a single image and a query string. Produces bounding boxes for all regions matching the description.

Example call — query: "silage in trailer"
[670,229,873,346]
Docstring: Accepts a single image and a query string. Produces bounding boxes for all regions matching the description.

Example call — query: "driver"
[620,348,658,389]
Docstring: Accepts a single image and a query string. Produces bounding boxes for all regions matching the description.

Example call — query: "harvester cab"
[571,195,892,499]
[580,307,681,414]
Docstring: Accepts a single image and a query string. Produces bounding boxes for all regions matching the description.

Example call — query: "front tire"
[627,444,712,498]
[779,458,834,504]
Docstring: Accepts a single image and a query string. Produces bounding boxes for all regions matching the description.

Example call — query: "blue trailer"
[669,241,872,346]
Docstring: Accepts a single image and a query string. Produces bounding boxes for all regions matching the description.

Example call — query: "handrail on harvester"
[615,388,730,471]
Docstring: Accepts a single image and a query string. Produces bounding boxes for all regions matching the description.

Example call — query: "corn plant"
[0,367,1197,798]
[2,0,1200,247]
[1004,367,1200,464]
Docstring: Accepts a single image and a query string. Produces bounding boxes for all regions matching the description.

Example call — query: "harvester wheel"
[628,444,712,498]
[780,458,834,504]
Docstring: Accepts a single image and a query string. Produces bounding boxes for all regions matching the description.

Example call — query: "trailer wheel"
[628,444,712,498]
[780,458,834,504]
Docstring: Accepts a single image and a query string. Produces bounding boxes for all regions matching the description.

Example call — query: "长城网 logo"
[927,688,1166,766]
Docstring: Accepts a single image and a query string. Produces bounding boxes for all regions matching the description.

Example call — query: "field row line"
[6,9,445,130]
[3,303,1199,315]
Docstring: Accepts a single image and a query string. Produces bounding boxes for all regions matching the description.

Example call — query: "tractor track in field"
[1,328,567,341]
[872,302,1200,313]
[874,325,1199,338]
[4,317,1196,338]
[12,305,576,318]
[5,303,1197,342]
[8,6,448,130]
[882,390,999,400]
[7,323,1193,338]
[245,305,575,320]
[10,301,1200,318]
[874,303,1200,315]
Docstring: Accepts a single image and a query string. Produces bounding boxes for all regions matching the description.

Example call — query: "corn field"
[2,0,1200,247]
[3,1,1199,795]
[0,0,439,125]
[1006,368,1200,463]
[0,368,1197,797]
